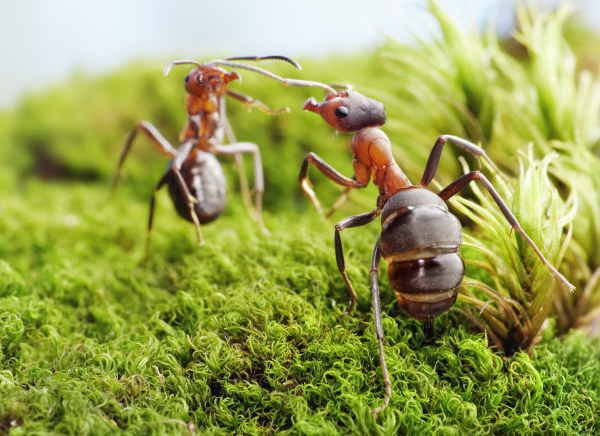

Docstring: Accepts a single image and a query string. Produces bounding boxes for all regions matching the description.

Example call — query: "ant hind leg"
[369,238,392,415]
[438,170,574,291]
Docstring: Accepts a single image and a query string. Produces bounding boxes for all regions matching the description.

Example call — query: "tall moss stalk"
[382,1,600,345]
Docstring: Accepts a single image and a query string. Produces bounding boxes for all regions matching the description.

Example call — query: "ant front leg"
[299,153,366,215]
[326,180,358,219]
[369,238,392,415]
[334,209,380,317]
[112,121,177,194]
[438,170,575,291]
[214,142,269,234]
[419,135,507,188]
[226,89,289,114]
[222,113,253,216]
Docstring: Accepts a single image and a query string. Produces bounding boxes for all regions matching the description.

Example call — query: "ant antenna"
[164,56,300,77]
[210,60,337,93]
[225,55,302,70]
[163,60,203,76]
[164,58,336,94]
[328,83,353,91]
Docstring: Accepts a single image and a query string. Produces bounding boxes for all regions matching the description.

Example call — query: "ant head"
[165,56,301,98]
[303,90,386,132]
[183,65,240,96]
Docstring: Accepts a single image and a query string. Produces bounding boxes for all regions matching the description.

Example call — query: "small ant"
[112,55,307,254]
[298,86,575,414]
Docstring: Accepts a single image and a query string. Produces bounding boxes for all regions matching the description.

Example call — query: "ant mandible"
[297,86,575,414]
[112,55,303,254]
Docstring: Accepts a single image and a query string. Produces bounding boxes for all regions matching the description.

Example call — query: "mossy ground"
[0,181,600,435]
[2,9,600,434]
[1,180,599,435]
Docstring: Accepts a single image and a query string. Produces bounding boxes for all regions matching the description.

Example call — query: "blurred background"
[1,0,599,109]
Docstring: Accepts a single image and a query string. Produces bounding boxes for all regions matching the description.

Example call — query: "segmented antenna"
[210,60,336,93]
[163,57,336,94]
[225,55,302,70]
[163,60,203,76]
[328,83,353,92]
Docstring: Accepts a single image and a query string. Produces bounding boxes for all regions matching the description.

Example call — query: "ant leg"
[145,171,171,258]
[222,115,253,218]
[226,89,289,114]
[439,171,575,291]
[231,153,254,213]
[112,121,177,193]
[171,140,203,245]
[214,142,269,234]
[335,209,380,317]
[419,135,506,188]
[300,153,365,215]
[369,238,392,415]
[325,183,355,219]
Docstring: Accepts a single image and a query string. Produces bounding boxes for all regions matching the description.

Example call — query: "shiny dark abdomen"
[167,152,227,224]
[379,189,464,320]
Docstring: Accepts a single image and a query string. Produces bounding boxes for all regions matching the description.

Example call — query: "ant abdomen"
[168,151,227,224]
[379,188,464,320]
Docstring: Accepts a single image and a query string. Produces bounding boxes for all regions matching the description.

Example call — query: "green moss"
[377,0,600,353]
[1,181,599,434]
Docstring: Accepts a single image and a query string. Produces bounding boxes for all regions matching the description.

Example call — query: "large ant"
[112,55,314,253]
[297,87,575,414]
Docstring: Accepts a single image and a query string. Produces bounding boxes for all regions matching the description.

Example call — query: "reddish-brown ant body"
[298,87,575,414]
[112,55,306,253]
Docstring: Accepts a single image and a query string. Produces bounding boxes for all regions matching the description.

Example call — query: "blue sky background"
[1,0,597,108]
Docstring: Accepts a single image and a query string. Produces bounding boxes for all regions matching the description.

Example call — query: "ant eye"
[184,73,191,84]
[335,106,349,118]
